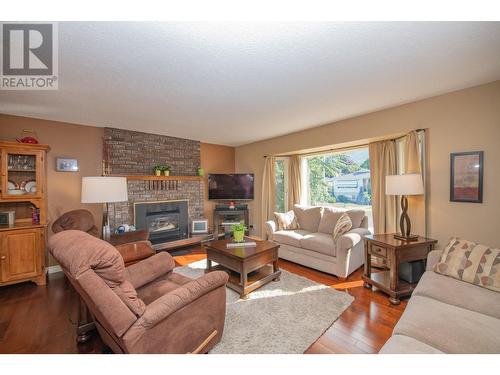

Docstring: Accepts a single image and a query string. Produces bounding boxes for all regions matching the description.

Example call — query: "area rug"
[174,260,354,354]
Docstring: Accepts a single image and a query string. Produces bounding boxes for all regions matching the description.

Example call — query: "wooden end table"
[362,234,437,305]
[203,238,281,299]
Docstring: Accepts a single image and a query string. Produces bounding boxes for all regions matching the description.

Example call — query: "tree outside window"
[304,148,373,230]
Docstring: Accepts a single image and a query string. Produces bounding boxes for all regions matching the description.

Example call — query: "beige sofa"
[380,249,500,354]
[265,205,370,279]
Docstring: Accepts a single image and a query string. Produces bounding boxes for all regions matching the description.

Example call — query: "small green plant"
[231,221,247,242]
[231,221,247,232]
[162,165,172,176]
[153,165,163,176]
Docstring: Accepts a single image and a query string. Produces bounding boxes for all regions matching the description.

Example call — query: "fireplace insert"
[134,200,188,245]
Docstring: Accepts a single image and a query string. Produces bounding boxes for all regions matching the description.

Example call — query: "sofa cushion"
[393,295,500,353]
[113,280,146,316]
[413,271,500,319]
[345,209,365,229]
[293,205,322,232]
[300,232,336,257]
[137,272,192,305]
[379,334,443,354]
[273,230,310,247]
[435,237,500,292]
[274,210,299,230]
[333,213,352,241]
[317,207,344,234]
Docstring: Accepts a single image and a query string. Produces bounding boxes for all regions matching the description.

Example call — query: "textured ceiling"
[1,22,500,146]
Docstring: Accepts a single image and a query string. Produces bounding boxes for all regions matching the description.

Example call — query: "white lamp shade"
[81,177,128,203]
[386,174,424,196]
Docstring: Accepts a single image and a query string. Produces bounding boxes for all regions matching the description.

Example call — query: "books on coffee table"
[226,240,257,248]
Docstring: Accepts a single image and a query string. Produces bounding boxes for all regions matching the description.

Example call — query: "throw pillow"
[333,213,352,241]
[434,238,500,293]
[345,209,365,229]
[274,210,299,231]
[318,207,344,234]
[293,205,323,232]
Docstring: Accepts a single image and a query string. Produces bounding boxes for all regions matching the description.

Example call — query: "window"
[275,158,288,212]
[302,147,373,231]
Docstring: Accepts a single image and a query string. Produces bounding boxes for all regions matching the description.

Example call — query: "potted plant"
[163,165,171,176]
[231,221,247,242]
[197,167,204,177]
[153,165,163,176]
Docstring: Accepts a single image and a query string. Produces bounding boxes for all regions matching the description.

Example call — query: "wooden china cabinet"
[0,141,50,287]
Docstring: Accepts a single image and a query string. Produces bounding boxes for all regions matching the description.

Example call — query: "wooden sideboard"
[0,141,50,286]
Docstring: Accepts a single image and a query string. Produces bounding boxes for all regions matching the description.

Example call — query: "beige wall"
[235,81,500,249]
[0,114,236,266]
[200,142,236,229]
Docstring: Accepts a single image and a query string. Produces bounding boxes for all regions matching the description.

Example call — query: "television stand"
[213,207,249,238]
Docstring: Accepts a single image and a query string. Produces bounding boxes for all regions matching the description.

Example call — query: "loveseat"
[380,247,500,353]
[265,205,370,279]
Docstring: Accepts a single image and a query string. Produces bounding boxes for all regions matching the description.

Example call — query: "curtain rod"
[263,129,426,158]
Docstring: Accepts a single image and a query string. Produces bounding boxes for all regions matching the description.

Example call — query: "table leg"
[389,296,401,305]
[272,259,280,281]
[389,249,399,304]
[205,258,212,273]
[239,267,248,299]
[240,292,249,300]
[240,269,247,287]
[363,241,372,289]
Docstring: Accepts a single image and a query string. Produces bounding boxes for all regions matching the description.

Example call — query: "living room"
[1,2,499,374]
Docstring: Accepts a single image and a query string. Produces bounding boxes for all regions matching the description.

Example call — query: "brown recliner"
[52,209,154,266]
[49,230,228,354]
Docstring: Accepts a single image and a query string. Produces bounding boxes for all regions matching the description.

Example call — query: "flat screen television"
[208,173,254,200]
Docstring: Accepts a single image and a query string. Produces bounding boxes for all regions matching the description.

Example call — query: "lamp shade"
[386,174,424,196]
[81,177,128,203]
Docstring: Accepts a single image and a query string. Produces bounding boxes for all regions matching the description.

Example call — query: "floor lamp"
[385,173,424,241]
[81,176,128,241]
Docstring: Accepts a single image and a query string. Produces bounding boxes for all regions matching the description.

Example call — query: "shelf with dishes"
[7,179,37,196]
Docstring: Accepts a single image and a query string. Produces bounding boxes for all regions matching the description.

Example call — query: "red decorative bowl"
[16,136,39,144]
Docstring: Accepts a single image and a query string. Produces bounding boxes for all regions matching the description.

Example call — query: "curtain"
[404,131,421,174]
[287,155,302,209]
[369,140,397,234]
[404,130,426,236]
[261,156,276,237]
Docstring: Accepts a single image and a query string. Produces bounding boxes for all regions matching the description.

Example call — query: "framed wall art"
[450,151,483,203]
[56,158,79,172]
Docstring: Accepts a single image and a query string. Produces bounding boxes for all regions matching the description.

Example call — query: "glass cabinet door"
[3,150,42,198]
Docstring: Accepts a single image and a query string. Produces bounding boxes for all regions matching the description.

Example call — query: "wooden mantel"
[105,174,203,181]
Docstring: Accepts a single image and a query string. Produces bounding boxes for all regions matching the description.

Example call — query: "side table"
[362,234,437,305]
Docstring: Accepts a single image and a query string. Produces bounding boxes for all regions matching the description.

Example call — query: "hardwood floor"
[0,246,406,354]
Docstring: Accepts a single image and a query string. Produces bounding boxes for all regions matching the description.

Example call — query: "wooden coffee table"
[203,238,281,299]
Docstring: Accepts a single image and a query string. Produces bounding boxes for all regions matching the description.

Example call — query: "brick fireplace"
[103,128,204,236]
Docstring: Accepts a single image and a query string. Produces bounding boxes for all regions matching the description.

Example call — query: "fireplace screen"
[146,213,180,233]
[135,200,189,244]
